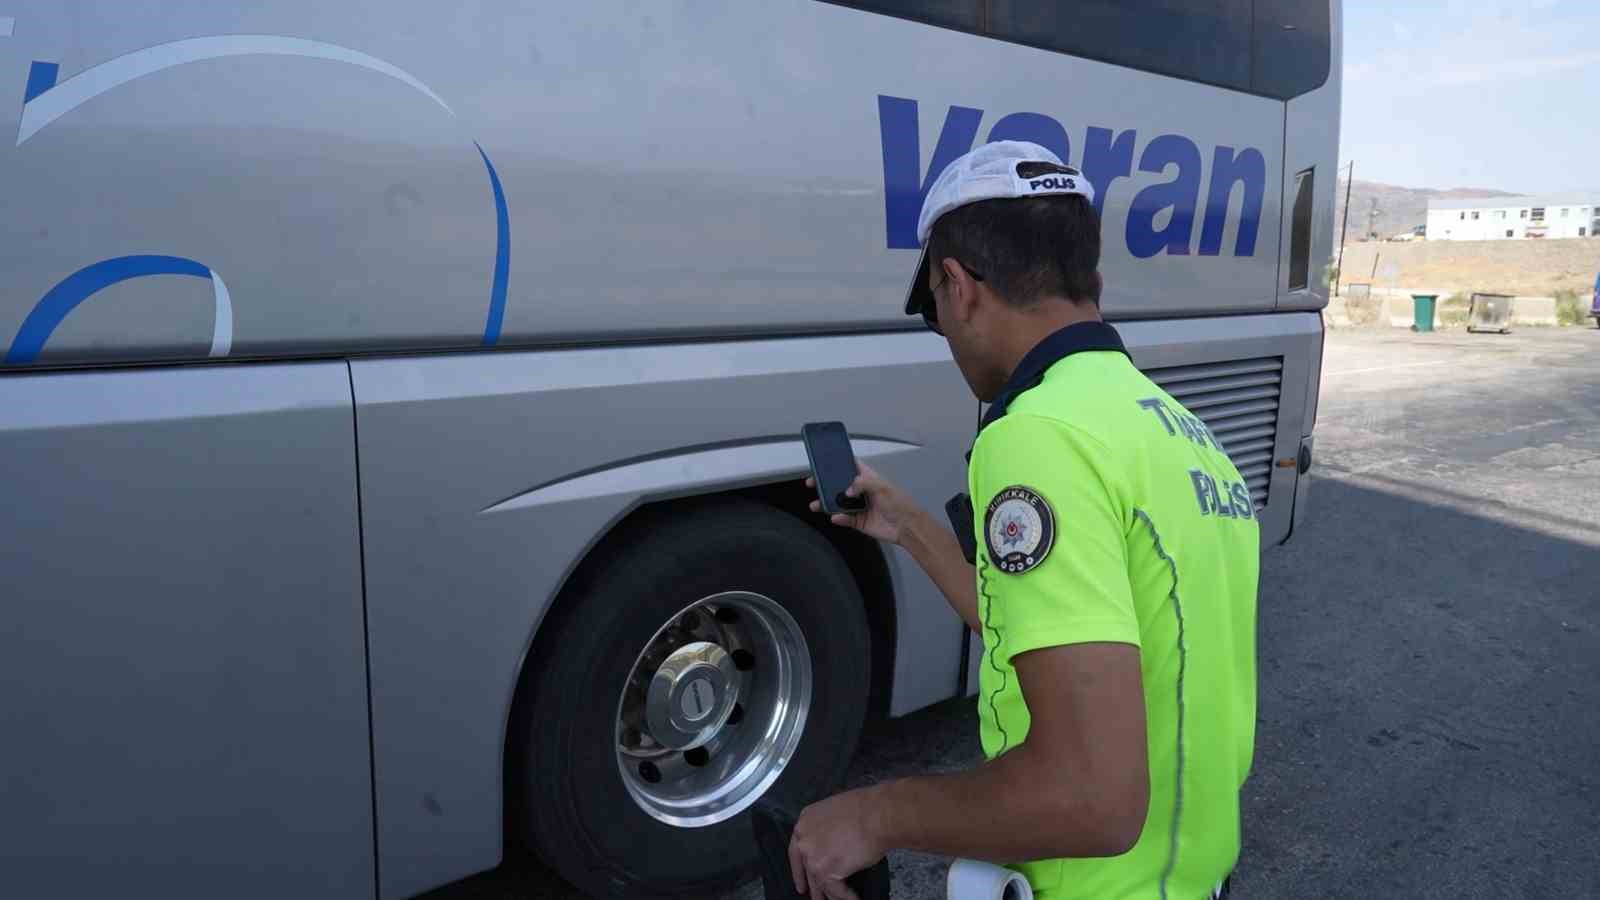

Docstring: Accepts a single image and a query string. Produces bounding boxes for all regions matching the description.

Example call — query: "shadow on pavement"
[1242,476,1599,898]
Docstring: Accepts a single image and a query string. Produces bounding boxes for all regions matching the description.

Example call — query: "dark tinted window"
[1288,168,1314,291]
[824,0,1331,99]
[989,0,1252,93]
[1253,0,1333,98]
[843,0,982,31]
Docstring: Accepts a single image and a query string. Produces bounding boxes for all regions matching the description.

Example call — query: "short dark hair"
[926,191,1102,307]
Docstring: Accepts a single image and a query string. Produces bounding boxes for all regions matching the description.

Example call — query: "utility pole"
[1335,160,1353,297]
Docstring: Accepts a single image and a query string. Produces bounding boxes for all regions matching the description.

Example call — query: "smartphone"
[801,421,868,515]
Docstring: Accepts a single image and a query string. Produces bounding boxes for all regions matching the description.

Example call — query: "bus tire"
[510,500,872,899]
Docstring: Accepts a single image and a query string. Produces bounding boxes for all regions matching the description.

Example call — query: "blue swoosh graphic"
[16,35,452,146]
[477,142,510,346]
[14,34,513,357]
[23,61,58,104]
[7,256,222,364]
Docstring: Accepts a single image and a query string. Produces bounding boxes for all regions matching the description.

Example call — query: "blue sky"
[1341,0,1600,193]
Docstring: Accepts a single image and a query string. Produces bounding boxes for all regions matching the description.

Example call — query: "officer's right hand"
[807,463,918,545]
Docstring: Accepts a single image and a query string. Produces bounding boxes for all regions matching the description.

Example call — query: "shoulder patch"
[983,485,1056,574]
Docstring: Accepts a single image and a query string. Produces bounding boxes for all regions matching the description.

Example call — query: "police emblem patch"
[983,485,1055,574]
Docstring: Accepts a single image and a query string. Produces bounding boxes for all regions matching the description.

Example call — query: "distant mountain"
[1332,178,1522,244]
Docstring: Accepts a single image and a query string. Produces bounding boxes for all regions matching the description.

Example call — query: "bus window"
[828,0,1331,101]
[1253,0,1332,98]
[988,0,1251,92]
[1288,167,1315,291]
[844,0,982,30]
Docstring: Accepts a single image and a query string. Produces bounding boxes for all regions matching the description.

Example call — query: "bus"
[0,2,1337,898]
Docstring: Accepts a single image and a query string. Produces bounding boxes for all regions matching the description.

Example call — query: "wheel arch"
[500,484,899,855]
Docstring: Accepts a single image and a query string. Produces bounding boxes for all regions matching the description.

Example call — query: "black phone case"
[802,423,867,515]
[751,799,891,900]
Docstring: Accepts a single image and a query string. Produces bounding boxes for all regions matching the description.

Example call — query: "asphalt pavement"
[1238,325,1600,898]
[441,324,1600,899]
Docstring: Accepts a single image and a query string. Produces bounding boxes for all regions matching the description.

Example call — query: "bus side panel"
[351,333,973,899]
[4,0,1283,369]
[0,363,373,900]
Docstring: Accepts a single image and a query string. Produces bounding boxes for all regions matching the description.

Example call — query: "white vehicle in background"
[0,1,1338,898]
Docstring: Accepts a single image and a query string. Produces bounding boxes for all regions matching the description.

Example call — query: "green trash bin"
[1411,294,1438,332]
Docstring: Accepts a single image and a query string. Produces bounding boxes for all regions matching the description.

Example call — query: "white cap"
[904,141,1095,316]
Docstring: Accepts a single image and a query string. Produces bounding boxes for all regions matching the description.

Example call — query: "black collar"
[978,321,1129,432]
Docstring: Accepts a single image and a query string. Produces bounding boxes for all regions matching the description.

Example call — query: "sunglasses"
[923,261,985,335]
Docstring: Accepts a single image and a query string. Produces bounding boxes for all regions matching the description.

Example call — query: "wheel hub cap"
[613,591,812,828]
[646,641,737,750]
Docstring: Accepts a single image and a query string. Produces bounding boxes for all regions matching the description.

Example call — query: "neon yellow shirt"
[966,323,1259,899]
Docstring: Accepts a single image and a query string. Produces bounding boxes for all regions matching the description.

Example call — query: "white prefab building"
[1426,195,1600,241]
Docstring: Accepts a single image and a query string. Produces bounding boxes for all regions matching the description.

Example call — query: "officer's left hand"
[787,787,886,900]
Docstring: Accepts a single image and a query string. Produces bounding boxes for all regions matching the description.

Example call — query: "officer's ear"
[942,257,983,326]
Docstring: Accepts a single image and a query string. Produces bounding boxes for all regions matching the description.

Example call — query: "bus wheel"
[510,500,872,899]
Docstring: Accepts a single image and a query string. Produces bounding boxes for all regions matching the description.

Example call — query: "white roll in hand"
[947,859,1033,900]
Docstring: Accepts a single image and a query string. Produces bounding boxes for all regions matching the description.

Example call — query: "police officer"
[788,142,1260,900]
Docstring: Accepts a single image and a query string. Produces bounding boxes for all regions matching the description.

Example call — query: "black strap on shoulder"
[945,492,977,564]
